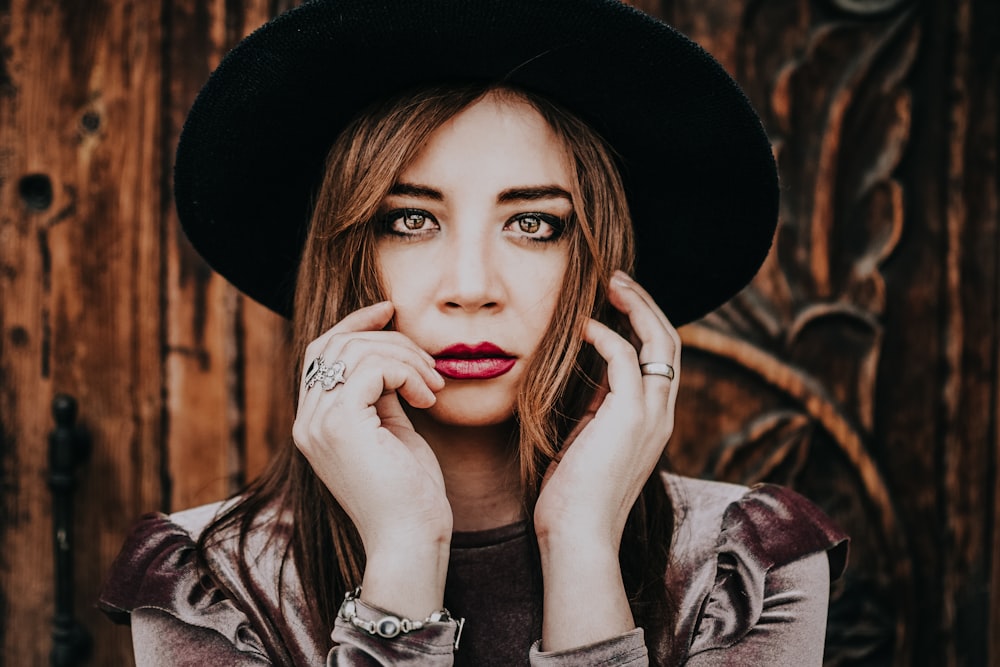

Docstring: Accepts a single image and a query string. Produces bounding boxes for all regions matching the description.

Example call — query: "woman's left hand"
[533,270,680,650]
[534,270,680,545]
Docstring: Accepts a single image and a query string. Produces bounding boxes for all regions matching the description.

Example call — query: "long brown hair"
[198,85,674,663]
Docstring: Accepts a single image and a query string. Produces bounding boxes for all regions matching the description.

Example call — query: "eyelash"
[377,208,439,240]
[376,208,567,243]
[505,212,565,242]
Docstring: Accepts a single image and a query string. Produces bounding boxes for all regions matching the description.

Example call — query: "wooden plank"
[953,2,1000,664]
[0,3,65,658]
[164,0,243,511]
[667,2,927,664]
[940,1,1000,664]
[243,298,295,482]
[0,0,166,664]
[962,8,1000,667]
[940,3,973,664]
[164,0,295,506]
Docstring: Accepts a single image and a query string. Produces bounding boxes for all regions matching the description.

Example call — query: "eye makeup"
[374,207,570,244]
[504,212,566,242]
[377,208,440,238]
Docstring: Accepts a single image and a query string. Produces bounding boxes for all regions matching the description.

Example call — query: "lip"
[433,342,516,380]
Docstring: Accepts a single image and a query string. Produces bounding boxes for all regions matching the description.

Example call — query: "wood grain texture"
[164,0,241,511]
[0,1,166,664]
[660,1,999,665]
[939,2,999,664]
[0,0,996,664]
[161,0,295,511]
[243,298,295,482]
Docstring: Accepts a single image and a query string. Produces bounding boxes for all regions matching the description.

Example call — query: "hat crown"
[175,0,778,323]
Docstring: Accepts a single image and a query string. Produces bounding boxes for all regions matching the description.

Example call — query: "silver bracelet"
[337,587,465,648]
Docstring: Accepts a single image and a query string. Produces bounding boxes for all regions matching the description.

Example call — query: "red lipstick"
[433,342,516,380]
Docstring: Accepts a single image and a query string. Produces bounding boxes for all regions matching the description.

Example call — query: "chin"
[423,384,518,427]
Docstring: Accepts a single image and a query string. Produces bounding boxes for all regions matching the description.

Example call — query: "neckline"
[450,520,529,549]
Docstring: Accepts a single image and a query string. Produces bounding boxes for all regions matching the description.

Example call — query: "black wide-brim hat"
[175,0,779,325]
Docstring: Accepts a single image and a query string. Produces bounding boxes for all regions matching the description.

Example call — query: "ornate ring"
[639,362,675,380]
[305,356,348,391]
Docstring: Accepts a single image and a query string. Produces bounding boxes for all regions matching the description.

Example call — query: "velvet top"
[98,474,848,665]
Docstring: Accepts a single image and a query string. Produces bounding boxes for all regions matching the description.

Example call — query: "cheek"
[519,253,571,337]
[376,246,420,300]
[376,256,437,344]
[536,249,571,302]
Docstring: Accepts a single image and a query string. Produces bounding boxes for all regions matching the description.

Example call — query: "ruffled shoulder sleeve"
[97,510,270,658]
[665,477,848,661]
[715,484,848,580]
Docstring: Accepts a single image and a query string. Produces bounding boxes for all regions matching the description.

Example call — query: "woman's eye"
[505,213,564,241]
[403,212,428,230]
[518,217,541,234]
[379,209,439,236]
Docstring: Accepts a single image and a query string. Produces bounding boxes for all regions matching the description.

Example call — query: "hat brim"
[174,0,778,325]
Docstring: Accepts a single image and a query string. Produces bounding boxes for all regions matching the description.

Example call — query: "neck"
[408,410,525,532]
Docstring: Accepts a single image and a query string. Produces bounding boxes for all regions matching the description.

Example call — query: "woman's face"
[375,93,573,427]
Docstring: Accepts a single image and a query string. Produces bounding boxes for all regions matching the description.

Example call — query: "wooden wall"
[0,1,996,665]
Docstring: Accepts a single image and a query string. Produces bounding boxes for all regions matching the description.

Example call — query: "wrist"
[535,520,621,557]
[537,534,620,579]
[537,536,634,652]
[361,538,451,619]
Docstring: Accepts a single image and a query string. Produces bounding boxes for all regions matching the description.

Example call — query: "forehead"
[397,93,573,190]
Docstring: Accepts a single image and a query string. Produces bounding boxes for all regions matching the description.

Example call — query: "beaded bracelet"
[337,588,465,648]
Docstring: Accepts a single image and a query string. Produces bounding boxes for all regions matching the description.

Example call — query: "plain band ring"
[640,362,675,380]
[305,356,348,391]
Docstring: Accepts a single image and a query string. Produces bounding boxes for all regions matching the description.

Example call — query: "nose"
[439,227,502,312]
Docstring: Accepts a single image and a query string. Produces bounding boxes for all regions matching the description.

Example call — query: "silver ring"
[639,362,675,380]
[305,356,348,391]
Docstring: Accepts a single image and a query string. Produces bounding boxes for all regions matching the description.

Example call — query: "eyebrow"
[497,185,573,204]
[389,182,573,205]
[388,183,444,200]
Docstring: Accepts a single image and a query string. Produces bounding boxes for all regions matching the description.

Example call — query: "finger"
[611,271,679,347]
[304,330,437,376]
[299,342,442,421]
[338,354,439,410]
[331,300,396,333]
[584,366,610,417]
[374,391,411,431]
[299,354,437,445]
[561,363,607,452]
[302,301,396,369]
[332,336,441,387]
[300,331,438,414]
[608,273,681,432]
[608,272,679,366]
[341,331,436,366]
[582,318,642,403]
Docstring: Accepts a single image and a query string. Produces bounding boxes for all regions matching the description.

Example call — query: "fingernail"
[611,272,630,287]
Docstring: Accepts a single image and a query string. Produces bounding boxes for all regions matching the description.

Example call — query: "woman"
[100,1,848,665]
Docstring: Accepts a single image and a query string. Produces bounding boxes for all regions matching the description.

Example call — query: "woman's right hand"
[292,301,451,616]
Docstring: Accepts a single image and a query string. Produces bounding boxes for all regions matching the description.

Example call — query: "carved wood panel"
[0,1,996,665]
[656,1,999,666]
[667,2,920,664]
